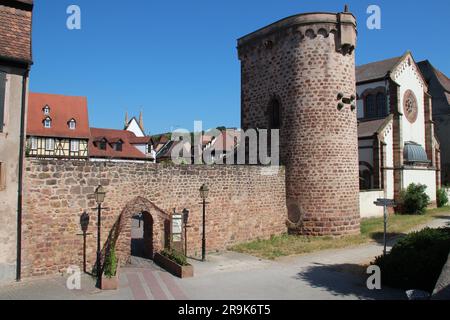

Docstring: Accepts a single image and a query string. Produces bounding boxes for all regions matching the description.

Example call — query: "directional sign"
[172,214,183,242]
[374,198,397,207]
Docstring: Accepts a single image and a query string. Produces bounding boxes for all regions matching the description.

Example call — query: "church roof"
[356,56,402,83]
[434,68,450,93]
[418,60,450,105]
[357,117,390,138]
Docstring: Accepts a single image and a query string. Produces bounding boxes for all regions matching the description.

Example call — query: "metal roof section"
[404,141,430,164]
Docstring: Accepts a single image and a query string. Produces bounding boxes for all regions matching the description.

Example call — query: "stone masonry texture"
[22,160,287,278]
[238,12,360,236]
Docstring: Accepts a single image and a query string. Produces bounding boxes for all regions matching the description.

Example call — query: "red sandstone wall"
[239,16,360,236]
[22,160,287,278]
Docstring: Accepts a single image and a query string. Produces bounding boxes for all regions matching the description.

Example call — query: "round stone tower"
[238,10,360,236]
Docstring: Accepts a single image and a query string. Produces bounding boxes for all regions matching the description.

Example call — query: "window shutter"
[0,72,6,132]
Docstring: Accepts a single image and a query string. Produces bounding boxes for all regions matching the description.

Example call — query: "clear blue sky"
[30,0,450,135]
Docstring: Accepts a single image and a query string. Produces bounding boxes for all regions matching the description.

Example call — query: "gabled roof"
[156,140,191,161]
[418,60,450,105]
[418,60,450,92]
[356,56,402,83]
[89,128,150,160]
[129,136,152,144]
[125,117,145,136]
[27,93,90,139]
[357,52,428,90]
[358,116,393,138]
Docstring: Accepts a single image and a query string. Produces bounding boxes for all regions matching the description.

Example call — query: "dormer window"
[44,117,52,129]
[99,139,107,150]
[115,141,123,152]
[43,105,50,115]
[68,119,76,130]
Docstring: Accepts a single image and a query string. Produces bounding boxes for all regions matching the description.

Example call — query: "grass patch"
[231,207,450,260]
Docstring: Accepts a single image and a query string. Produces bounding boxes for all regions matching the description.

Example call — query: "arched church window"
[365,94,376,119]
[359,169,373,190]
[376,92,387,117]
[268,98,281,129]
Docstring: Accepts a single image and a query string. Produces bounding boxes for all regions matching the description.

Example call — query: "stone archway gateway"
[131,211,154,259]
[114,197,170,265]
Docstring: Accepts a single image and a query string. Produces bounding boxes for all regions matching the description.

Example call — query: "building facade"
[356,52,440,211]
[90,127,155,162]
[26,93,90,159]
[0,0,33,285]
[124,113,156,160]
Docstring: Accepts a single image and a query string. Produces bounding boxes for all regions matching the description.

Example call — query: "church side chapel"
[357,52,441,207]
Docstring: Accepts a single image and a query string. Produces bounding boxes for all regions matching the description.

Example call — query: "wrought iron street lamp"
[94,185,106,288]
[199,184,209,262]
[182,208,190,257]
[79,212,90,273]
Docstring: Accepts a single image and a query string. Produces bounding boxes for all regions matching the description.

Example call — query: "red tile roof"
[212,130,241,152]
[89,128,149,160]
[0,1,33,63]
[129,136,152,144]
[27,92,90,139]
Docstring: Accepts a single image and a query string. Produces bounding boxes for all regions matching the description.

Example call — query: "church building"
[357,52,441,212]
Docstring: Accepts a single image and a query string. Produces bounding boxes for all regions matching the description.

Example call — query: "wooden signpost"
[374,198,397,256]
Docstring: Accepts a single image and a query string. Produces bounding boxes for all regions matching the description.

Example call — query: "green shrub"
[161,249,189,266]
[399,183,430,215]
[437,188,449,208]
[373,227,450,292]
[103,245,118,278]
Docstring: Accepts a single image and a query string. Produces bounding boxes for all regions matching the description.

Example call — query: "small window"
[44,117,52,129]
[268,98,281,129]
[69,119,76,130]
[30,137,37,150]
[70,140,79,152]
[115,141,123,152]
[43,105,50,115]
[99,140,107,150]
[45,138,54,151]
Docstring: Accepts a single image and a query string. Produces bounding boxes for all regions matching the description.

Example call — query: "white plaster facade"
[124,117,156,162]
[125,118,145,137]
[357,52,439,217]
[0,67,29,285]
[359,190,384,218]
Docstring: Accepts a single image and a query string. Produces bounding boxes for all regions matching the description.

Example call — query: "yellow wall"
[26,137,88,158]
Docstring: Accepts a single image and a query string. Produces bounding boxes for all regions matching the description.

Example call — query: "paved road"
[1,214,448,300]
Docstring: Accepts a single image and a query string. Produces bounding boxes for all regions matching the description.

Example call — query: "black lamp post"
[182,208,190,257]
[94,185,106,288]
[79,212,90,273]
[199,184,209,262]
